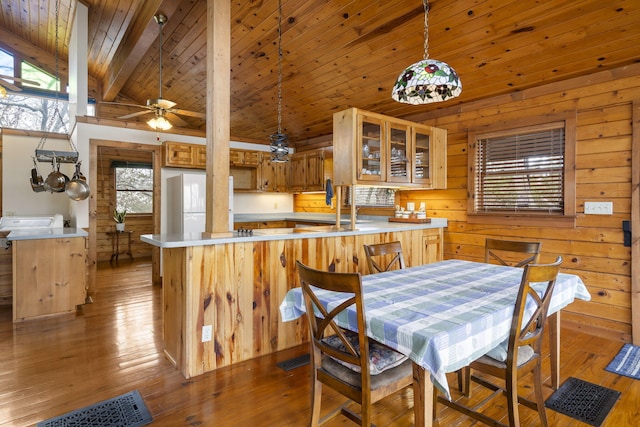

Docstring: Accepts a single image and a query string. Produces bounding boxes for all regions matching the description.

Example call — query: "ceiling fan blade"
[118,110,154,120]
[99,101,148,109]
[148,98,177,110]
[165,112,188,127]
[171,108,206,119]
[0,74,40,87]
[0,79,22,92]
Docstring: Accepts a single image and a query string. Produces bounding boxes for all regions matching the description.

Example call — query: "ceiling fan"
[0,74,40,97]
[108,14,205,130]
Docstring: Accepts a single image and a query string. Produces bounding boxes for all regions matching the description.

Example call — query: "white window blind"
[474,124,565,213]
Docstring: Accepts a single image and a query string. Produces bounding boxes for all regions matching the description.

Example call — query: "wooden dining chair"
[435,256,563,427]
[485,238,542,267]
[296,260,413,426]
[363,241,405,274]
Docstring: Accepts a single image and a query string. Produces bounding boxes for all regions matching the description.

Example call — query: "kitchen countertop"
[142,217,447,248]
[6,228,88,241]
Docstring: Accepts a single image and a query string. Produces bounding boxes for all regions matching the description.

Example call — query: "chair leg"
[310,375,322,426]
[532,364,549,427]
[432,386,439,421]
[506,372,520,427]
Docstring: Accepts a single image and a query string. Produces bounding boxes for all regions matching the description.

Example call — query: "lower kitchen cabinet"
[12,237,87,322]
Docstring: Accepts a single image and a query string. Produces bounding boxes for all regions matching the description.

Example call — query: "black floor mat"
[277,353,310,371]
[37,390,152,427]
[545,377,620,427]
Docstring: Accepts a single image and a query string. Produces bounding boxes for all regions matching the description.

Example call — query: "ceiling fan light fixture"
[392,0,461,105]
[148,115,172,130]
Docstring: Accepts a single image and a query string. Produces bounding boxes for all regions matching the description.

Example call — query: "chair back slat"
[507,256,562,367]
[485,238,542,267]
[364,241,405,274]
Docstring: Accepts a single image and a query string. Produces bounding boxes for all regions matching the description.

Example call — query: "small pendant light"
[269,0,289,162]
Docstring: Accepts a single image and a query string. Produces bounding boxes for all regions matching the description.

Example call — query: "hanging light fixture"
[392,0,461,104]
[270,0,289,162]
[147,112,172,131]
[147,14,173,131]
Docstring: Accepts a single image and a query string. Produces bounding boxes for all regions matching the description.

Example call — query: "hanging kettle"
[65,162,90,201]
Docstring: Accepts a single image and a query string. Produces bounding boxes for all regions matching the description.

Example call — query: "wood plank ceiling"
[0,0,639,147]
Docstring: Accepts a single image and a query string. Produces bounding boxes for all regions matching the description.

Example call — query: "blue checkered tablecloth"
[279,259,591,398]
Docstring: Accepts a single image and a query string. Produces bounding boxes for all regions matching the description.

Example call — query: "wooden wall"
[398,64,640,343]
[95,146,154,262]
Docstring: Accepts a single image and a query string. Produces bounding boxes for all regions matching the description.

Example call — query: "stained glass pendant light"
[392,0,461,104]
[270,0,289,162]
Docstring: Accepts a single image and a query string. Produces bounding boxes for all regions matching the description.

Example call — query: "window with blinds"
[473,122,565,214]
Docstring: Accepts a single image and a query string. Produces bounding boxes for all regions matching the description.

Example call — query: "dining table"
[279,259,591,427]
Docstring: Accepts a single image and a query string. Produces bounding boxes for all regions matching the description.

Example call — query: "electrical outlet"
[202,325,212,342]
[584,201,613,215]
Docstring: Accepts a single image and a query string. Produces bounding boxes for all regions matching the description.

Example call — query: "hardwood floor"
[1,259,638,426]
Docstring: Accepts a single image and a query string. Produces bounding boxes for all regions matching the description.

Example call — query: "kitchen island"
[8,228,88,322]
[142,217,447,378]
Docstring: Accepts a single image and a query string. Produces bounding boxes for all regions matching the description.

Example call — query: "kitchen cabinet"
[260,153,290,192]
[13,236,87,322]
[230,149,260,167]
[289,148,332,193]
[333,107,447,189]
[163,141,206,170]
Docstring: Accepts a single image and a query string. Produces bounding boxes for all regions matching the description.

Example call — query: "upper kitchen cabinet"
[163,141,206,170]
[260,153,290,192]
[333,107,447,189]
[229,149,260,167]
[289,148,332,193]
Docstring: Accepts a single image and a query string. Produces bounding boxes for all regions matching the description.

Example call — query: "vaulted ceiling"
[1,0,639,147]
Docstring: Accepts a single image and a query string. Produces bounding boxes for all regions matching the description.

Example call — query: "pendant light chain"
[423,0,429,60]
[269,0,289,162]
[276,0,283,135]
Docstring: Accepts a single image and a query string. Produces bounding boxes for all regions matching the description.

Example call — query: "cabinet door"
[412,125,447,189]
[305,149,325,191]
[386,122,411,183]
[243,151,260,166]
[260,154,277,191]
[164,142,195,167]
[289,153,306,192]
[229,149,243,166]
[357,114,385,183]
[412,127,432,186]
[274,160,290,192]
[194,145,207,169]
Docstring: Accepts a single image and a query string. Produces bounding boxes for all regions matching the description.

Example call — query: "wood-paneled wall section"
[95,146,153,262]
[398,63,640,343]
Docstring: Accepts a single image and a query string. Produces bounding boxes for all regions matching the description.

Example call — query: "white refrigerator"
[167,173,234,233]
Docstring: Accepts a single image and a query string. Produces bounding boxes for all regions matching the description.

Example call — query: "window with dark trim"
[468,114,576,227]
[113,161,153,214]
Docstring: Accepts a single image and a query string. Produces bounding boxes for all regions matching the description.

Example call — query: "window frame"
[467,112,576,228]
[112,162,154,216]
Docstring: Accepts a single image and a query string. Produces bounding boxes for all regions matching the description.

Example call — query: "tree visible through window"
[0,46,94,131]
[114,163,153,214]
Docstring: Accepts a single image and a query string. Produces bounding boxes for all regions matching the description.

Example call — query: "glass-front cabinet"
[333,107,447,189]
[387,122,410,183]
[357,114,384,183]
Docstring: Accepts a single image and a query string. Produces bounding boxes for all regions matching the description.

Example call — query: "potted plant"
[113,208,127,231]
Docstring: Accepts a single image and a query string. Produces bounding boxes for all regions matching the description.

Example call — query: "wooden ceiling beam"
[101,0,182,101]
